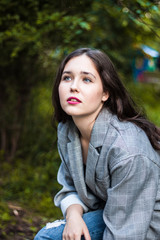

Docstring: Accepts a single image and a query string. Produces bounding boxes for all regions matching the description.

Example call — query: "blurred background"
[0,0,160,239]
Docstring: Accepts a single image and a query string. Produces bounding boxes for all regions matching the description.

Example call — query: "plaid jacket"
[54,108,160,240]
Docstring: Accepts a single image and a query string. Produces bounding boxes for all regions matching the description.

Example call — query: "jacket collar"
[66,108,113,199]
[90,108,112,148]
[67,108,113,148]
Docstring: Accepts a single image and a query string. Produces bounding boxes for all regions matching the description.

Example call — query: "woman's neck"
[72,116,94,165]
[72,105,104,141]
[72,115,95,141]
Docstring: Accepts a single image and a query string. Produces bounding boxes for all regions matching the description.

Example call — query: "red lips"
[67,97,81,104]
[67,97,81,102]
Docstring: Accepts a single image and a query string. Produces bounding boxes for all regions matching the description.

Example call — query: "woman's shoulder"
[57,121,70,138]
[57,120,76,142]
[109,115,160,160]
[58,121,69,132]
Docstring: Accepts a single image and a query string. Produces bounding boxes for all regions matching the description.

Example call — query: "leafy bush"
[127,82,160,126]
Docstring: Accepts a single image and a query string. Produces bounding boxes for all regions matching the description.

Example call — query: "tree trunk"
[1,128,7,152]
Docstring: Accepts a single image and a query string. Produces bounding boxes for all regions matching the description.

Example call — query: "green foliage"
[0,83,63,224]
[128,83,160,126]
[0,201,13,237]
[0,153,62,217]
[0,202,11,223]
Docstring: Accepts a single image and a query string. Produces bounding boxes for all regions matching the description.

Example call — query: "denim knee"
[34,220,66,240]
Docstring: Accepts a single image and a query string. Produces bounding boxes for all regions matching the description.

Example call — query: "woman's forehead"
[63,55,97,72]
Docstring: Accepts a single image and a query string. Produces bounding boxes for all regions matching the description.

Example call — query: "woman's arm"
[63,204,91,240]
[54,160,89,216]
[103,155,159,240]
[54,141,89,216]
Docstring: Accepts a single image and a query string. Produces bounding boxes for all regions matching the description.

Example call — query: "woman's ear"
[102,92,109,102]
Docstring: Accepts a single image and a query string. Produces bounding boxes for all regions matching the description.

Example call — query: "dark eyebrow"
[81,71,96,79]
[62,71,72,75]
[62,70,96,79]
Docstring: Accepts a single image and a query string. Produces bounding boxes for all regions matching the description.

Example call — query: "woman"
[35,48,160,240]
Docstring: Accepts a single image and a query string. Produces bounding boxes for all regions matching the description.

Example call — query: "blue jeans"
[34,209,105,240]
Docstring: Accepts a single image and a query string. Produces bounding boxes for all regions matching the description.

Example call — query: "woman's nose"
[70,79,79,92]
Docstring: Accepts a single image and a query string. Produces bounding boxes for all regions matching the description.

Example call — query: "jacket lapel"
[67,137,96,203]
[86,108,112,191]
[67,122,86,188]
[85,143,100,192]
[66,109,112,200]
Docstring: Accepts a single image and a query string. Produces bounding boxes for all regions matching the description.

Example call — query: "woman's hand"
[63,204,91,240]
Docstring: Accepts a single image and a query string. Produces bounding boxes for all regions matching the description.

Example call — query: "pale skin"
[63,204,91,240]
[58,55,109,240]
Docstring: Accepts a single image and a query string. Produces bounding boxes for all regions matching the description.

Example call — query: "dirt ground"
[0,203,44,240]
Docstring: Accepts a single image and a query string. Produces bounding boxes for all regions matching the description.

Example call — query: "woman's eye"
[83,78,92,83]
[63,76,71,81]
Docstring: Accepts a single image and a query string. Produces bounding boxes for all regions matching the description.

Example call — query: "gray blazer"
[54,108,160,240]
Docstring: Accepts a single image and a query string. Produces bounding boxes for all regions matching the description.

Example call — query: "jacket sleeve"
[103,155,158,240]
[54,144,89,216]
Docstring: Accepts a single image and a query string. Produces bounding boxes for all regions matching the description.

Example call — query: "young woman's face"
[58,55,109,121]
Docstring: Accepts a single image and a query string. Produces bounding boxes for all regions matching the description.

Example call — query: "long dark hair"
[52,48,160,150]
